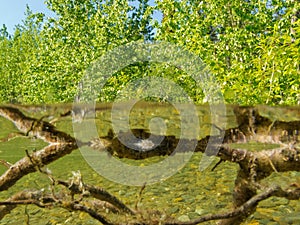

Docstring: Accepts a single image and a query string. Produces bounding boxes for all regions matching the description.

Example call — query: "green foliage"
[0,0,299,105]
[0,6,43,103]
[154,0,300,105]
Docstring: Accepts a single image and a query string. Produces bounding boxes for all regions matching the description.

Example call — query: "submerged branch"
[0,106,76,144]
[165,185,300,225]
[0,189,113,225]
[0,105,299,224]
[0,190,49,220]
[57,179,135,215]
[0,144,78,191]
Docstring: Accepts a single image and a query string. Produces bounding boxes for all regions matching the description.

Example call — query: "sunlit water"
[0,103,299,224]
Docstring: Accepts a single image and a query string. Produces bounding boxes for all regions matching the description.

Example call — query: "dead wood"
[57,179,135,214]
[164,185,300,225]
[0,144,78,191]
[0,189,113,225]
[0,105,299,224]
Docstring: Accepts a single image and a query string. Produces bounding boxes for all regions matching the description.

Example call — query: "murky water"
[0,103,299,224]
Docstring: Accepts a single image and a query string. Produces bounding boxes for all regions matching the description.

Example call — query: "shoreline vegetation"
[0,0,299,105]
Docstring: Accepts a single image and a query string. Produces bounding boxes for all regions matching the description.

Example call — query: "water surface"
[0,103,299,224]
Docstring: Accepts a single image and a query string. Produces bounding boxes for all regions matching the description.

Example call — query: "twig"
[57,180,135,215]
[0,190,113,225]
[0,132,25,142]
[263,153,278,173]
[25,149,43,173]
[0,144,78,192]
[0,159,12,168]
[25,205,30,225]
[0,199,47,207]
[135,182,146,210]
[69,202,114,225]
[211,158,224,171]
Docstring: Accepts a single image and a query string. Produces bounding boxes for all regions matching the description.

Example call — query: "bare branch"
[57,179,135,215]
[165,185,300,225]
[68,202,114,225]
[0,190,47,220]
[0,189,113,225]
[0,160,12,169]
[0,144,78,191]
[0,105,299,224]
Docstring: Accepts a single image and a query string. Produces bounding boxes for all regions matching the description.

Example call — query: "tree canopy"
[0,0,299,105]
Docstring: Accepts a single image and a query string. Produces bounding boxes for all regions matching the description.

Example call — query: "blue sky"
[0,1,162,35]
[0,0,53,34]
